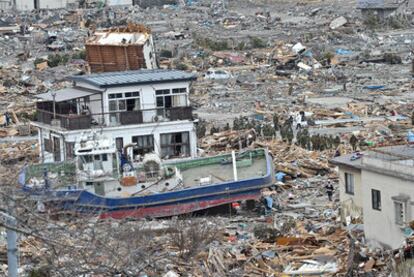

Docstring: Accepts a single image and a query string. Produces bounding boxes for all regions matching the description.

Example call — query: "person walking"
[325,182,334,202]
[350,134,358,152]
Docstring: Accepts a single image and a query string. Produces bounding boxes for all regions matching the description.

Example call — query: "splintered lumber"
[200,129,256,150]
[253,140,331,178]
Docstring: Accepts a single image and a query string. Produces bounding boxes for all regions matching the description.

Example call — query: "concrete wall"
[361,170,414,249]
[338,166,363,223]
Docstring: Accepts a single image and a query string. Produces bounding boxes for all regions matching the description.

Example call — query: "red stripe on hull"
[99,193,260,219]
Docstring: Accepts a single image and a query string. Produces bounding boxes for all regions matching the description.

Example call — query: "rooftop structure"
[85,24,157,73]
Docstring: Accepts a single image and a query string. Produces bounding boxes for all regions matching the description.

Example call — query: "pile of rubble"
[0,141,38,165]
[0,175,397,276]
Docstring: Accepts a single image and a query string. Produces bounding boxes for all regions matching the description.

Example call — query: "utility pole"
[0,212,18,277]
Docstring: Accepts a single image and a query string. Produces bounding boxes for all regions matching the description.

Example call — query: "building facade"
[331,155,363,224]
[32,69,197,163]
[332,145,414,249]
[14,0,73,10]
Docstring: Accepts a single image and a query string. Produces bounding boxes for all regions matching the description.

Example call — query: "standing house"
[332,145,414,249]
[32,69,197,163]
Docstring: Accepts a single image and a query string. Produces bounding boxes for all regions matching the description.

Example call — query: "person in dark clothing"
[350,134,358,152]
[4,112,11,126]
[325,183,334,201]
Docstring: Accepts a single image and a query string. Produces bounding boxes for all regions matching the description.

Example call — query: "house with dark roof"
[331,145,414,249]
[32,69,198,163]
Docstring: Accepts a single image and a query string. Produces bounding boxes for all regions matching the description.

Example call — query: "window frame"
[394,201,406,226]
[108,92,140,112]
[156,88,188,109]
[160,132,190,159]
[345,172,354,195]
[371,189,381,211]
[65,142,75,160]
[132,135,155,156]
[44,138,52,153]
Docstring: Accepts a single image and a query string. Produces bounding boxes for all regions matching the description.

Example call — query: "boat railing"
[170,148,265,170]
[23,161,77,188]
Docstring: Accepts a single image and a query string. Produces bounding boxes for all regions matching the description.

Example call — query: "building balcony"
[35,106,193,130]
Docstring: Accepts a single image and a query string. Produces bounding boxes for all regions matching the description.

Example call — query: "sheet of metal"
[35,87,101,102]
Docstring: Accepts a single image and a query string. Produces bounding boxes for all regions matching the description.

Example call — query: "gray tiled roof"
[330,145,414,170]
[70,69,197,88]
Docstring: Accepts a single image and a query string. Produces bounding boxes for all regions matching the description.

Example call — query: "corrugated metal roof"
[70,69,197,88]
[36,87,101,102]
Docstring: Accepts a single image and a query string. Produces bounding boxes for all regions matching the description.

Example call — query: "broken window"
[132,135,154,157]
[65,142,75,160]
[156,88,187,118]
[160,132,190,159]
[44,138,52,153]
[394,201,405,225]
[108,92,140,112]
[345,173,354,195]
[372,189,381,211]
[115,137,124,152]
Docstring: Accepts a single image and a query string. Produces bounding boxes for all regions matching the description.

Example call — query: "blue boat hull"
[20,150,274,219]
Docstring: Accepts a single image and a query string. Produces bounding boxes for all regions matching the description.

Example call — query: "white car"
[204,69,232,80]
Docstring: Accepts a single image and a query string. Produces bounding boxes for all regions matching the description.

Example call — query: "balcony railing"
[35,106,193,130]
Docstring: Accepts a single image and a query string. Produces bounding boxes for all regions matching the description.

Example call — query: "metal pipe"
[232,150,238,181]
[0,212,18,277]
[52,92,56,119]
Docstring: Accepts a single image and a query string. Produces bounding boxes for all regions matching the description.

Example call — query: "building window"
[115,137,123,151]
[108,92,140,112]
[44,138,52,153]
[345,173,354,195]
[160,132,190,159]
[372,189,381,211]
[65,142,75,160]
[156,89,187,112]
[156,89,170,95]
[172,88,187,94]
[394,201,406,225]
[109,99,126,111]
[132,135,154,157]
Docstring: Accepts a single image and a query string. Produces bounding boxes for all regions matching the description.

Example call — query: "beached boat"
[19,133,274,219]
